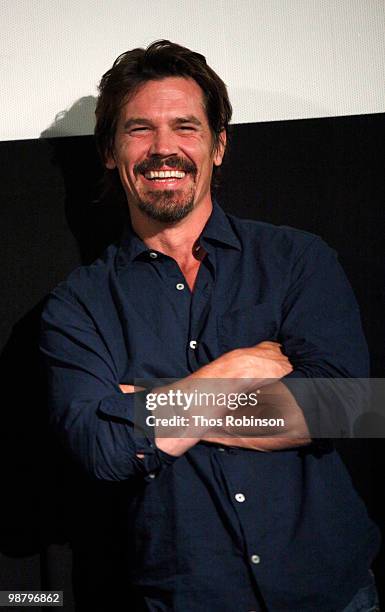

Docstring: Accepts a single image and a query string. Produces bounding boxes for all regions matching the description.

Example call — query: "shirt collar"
[115,201,241,273]
[200,201,241,251]
[116,223,148,267]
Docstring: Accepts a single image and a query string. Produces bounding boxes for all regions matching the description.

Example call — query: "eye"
[129,127,150,134]
[178,125,197,132]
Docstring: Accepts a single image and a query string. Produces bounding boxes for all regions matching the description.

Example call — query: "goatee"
[137,189,195,223]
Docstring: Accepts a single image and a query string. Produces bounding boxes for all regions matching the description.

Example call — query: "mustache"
[134,156,197,176]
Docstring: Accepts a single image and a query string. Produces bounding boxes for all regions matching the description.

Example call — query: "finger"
[119,384,145,393]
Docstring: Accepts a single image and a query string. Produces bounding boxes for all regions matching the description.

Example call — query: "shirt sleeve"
[40,283,177,482]
[279,236,370,438]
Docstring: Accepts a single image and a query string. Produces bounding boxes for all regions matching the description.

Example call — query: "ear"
[213,129,227,167]
[105,154,116,170]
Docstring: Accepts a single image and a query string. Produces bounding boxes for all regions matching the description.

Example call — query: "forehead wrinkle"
[120,78,209,124]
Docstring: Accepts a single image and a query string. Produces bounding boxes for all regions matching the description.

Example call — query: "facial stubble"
[137,186,195,223]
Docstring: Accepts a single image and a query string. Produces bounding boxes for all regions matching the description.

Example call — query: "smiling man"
[107,77,216,224]
[40,41,380,611]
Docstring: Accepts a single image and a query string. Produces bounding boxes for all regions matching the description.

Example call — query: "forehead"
[120,76,208,122]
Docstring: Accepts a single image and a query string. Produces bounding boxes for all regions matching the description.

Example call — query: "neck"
[129,199,213,267]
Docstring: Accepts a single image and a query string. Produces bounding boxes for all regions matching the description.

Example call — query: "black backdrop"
[0,112,384,610]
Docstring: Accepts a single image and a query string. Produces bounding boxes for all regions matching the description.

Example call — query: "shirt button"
[250,554,260,564]
[235,493,246,503]
[176,283,185,290]
[189,340,197,349]
[149,252,158,259]
[217,447,225,452]
[148,473,156,479]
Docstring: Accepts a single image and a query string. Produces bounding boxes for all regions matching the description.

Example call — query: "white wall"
[1,0,384,141]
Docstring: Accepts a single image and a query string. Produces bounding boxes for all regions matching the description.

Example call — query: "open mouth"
[144,170,186,180]
[140,168,190,187]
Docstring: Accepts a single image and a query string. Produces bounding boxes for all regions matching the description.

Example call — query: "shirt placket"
[148,251,192,339]
[213,449,267,610]
[187,256,215,371]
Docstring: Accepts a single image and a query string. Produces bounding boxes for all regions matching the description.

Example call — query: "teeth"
[145,170,186,179]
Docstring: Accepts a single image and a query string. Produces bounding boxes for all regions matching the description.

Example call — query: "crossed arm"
[120,341,312,457]
[41,238,369,481]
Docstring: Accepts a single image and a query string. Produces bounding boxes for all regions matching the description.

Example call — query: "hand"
[199,344,309,450]
[191,341,292,392]
[204,377,311,452]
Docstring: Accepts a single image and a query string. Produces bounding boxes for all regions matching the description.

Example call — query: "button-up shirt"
[40,203,380,611]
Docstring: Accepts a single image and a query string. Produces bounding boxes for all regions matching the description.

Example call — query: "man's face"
[106,77,226,223]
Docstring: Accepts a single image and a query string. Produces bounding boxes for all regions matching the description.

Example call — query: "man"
[40,41,380,611]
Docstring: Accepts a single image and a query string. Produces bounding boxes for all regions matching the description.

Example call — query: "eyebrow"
[123,115,203,130]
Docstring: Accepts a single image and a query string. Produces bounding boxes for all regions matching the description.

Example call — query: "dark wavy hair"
[95,39,232,197]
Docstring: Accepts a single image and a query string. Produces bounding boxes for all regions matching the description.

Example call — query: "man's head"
[95,40,232,223]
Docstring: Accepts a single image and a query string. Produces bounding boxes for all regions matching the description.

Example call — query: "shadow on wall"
[0,97,128,604]
[0,297,125,607]
[41,96,98,139]
[0,299,82,552]
[41,96,129,265]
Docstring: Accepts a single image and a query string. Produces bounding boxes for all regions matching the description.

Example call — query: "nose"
[148,127,177,157]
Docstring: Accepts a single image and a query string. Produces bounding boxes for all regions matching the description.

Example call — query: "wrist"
[155,435,201,457]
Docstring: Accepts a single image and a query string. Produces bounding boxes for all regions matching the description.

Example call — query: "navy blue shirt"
[40,203,380,611]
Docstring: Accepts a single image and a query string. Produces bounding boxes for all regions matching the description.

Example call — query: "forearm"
[204,436,311,451]
[204,380,311,451]
[122,342,303,457]
[49,390,177,481]
[155,377,311,456]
